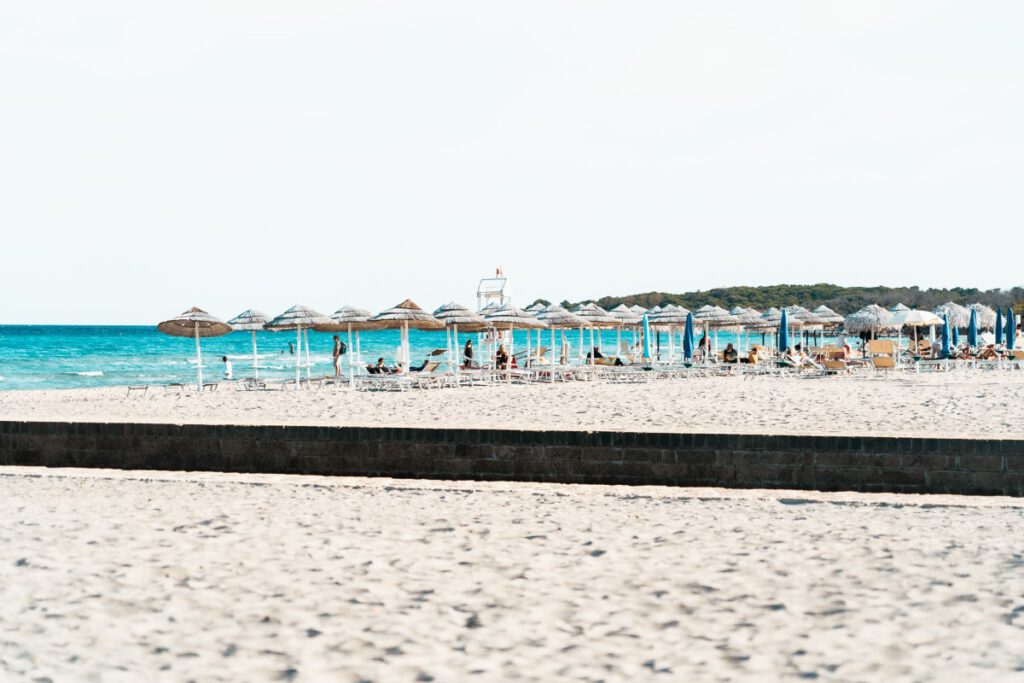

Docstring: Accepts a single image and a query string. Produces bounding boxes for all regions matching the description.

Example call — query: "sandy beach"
[1,468,1022,682]
[2,373,1023,438]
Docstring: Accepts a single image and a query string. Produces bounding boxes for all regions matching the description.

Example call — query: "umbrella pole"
[195,325,203,391]
[526,327,531,368]
[551,327,556,382]
[295,325,302,389]
[508,325,514,383]
[252,330,259,380]
[304,329,312,379]
[348,324,355,389]
[453,325,460,382]
[578,327,583,365]
[402,322,410,374]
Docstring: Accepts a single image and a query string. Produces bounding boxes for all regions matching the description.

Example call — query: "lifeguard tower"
[477,268,512,311]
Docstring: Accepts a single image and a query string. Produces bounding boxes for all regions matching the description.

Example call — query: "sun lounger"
[126,384,149,397]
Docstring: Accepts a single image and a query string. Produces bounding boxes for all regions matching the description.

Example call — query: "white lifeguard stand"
[477,268,512,311]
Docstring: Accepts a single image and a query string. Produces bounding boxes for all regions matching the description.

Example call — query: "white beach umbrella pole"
[304,329,312,379]
[194,325,203,391]
[294,325,301,389]
[453,325,460,381]
[347,324,355,389]
[251,330,259,379]
[551,327,556,382]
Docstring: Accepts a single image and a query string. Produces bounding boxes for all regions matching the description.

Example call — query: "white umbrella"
[266,305,332,387]
[228,309,269,379]
[157,307,232,390]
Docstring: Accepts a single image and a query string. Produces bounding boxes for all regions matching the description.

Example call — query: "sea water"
[0,325,830,390]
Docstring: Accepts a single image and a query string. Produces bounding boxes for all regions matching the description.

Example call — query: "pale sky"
[2,1,1022,324]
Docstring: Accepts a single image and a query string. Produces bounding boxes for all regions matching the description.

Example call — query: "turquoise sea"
[0,325,819,391]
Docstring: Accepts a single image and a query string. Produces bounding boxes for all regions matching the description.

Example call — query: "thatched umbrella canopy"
[325,305,385,377]
[158,307,232,389]
[609,304,642,325]
[573,303,619,328]
[434,302,488,373]
[524,302,546,314]
[434,302,488,332]
[629,305,647,317]
[228,309,270,380]
[267,305,332,385]
[968,303,998,329]
[844,304,893,336]
[933,302,971,329]
[729,306,763,326]
[650,304,690,326]
[535,305,587,370]
[888,303,910,312]
[811,305,844,326]
[484,304,547,329]
[372,299,443,373]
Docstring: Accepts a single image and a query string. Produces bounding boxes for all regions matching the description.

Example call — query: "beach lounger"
[126,384,149,397]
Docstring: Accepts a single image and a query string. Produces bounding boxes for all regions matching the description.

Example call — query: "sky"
[1,1,1022,324]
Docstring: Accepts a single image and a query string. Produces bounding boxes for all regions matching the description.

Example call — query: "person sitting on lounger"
[742,346,759,364]
[723,343,738,364]
[496,344,509,369]
[586,347,604,361]
[978,345,999,360]
[374,357,399,374]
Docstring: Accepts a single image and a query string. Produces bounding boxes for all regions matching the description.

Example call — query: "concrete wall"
[1,421,1022,496]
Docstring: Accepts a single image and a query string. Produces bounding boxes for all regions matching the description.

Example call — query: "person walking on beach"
[222,356,233,379]
[463,339,474,368]
[332,335,346,377]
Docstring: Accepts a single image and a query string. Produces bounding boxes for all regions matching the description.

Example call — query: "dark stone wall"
[1,421,1022,496]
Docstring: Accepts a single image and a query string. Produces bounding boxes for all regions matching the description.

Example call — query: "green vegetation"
[551,284,1024,316]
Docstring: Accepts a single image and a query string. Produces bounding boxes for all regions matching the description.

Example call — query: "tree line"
[547,284,1024,316]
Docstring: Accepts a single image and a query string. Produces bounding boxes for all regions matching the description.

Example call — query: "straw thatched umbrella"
[228,309,269,379]
[525,302,546,314]
[844,304,893,338]
[372,299,443,373]
[572,303,618,364]
[692,305,736,358]
[933,302,971,329]
[729,306,763,354]
[967,303,997,330]
[484,304,547,380]
[650,305,690,361]
[811,305,844,326]
[888,303,910,312]
[158,307,232,390]
[433,302,487,375]
[266,305,332,386]
[609,304,643,357]
[326,305,384,382]
[535,305,586,374]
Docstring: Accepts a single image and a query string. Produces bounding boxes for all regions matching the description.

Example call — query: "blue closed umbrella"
[941,314,951,358]
[683,313,695,360]
[968,309,978,349]
[996,308,1004,346]
[952,326,959,348]
[642,313,652,360]
[779,309,790,351]
[1006,308,1016,351]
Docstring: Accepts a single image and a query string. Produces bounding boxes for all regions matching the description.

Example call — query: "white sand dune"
[2,373,1024,437]
[1,468,1022,681]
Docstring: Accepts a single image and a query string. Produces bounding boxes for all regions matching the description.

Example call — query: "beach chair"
[871,355,897,375]
[820,358,850,376]
[126,384,149,397]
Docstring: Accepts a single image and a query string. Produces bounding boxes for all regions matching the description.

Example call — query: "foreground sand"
[2,468,1022,681]
[2,373,1024,437]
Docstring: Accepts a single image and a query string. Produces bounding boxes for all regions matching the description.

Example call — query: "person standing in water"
[222,356,233,379]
